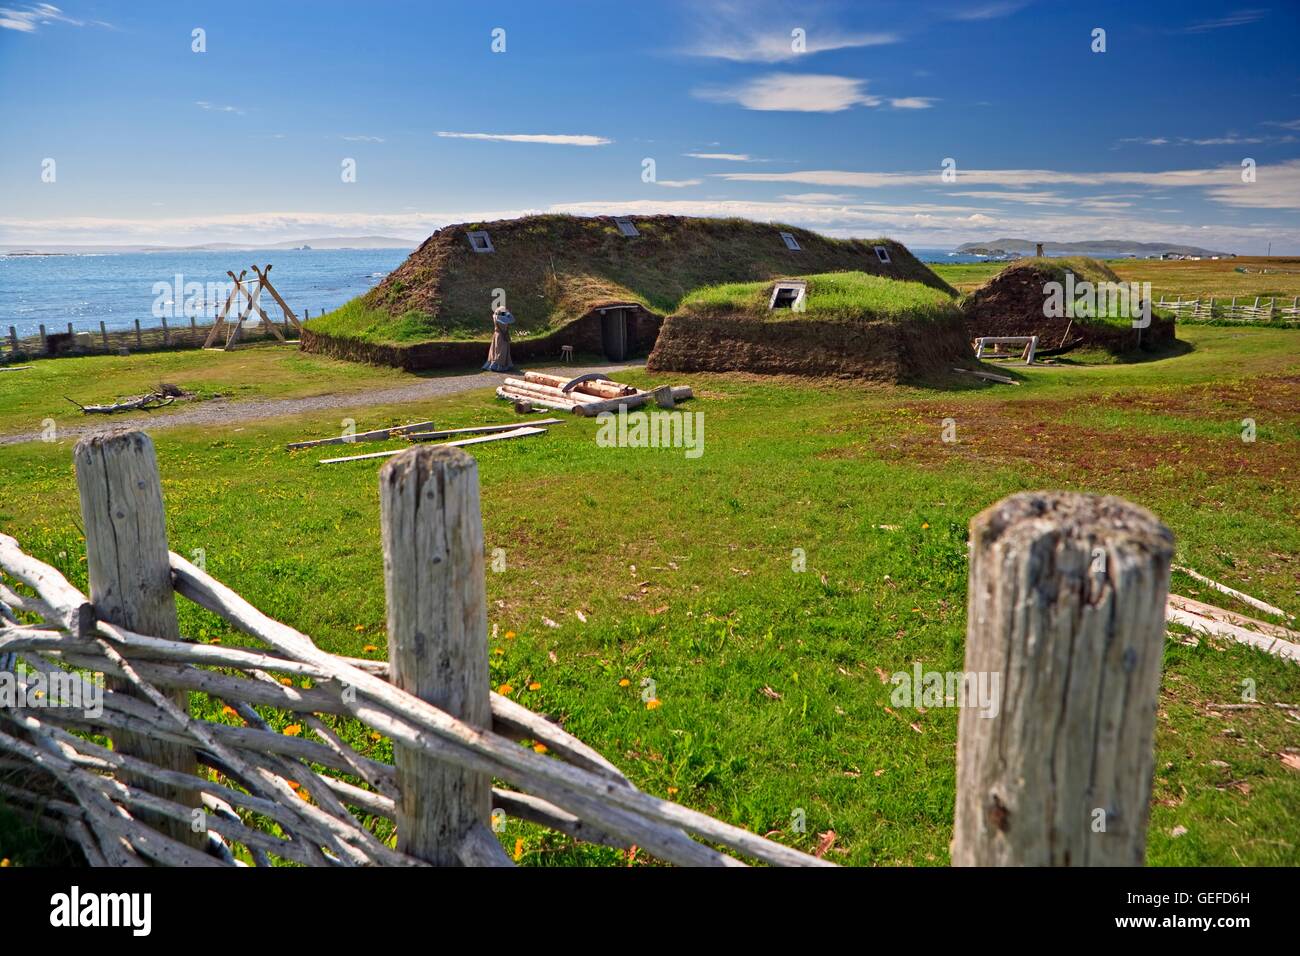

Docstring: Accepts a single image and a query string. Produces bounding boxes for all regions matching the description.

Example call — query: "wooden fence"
[0,430,1175,866]
[1157,294,1300,323]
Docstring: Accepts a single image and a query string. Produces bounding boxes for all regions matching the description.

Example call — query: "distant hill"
[4,236,418,255]
[956,238,1235,258]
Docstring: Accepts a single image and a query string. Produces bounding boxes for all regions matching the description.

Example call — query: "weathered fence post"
[378,445,507,866]
[99,320,109,349]
[7,326,16,354]
[39,324,47,353]
[161,315,170,345]
[134,318,143,348]
[74,429,203,846]
[953,491,1173,866]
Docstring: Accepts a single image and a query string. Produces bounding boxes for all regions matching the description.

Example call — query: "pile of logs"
[497,372,693,416]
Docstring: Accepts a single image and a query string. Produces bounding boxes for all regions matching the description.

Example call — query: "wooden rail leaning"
[0,429,828,867]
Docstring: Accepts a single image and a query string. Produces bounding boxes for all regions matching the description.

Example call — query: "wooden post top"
[970,491,1174,560]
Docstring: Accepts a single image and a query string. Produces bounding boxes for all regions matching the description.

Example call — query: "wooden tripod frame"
[203,264,303,350]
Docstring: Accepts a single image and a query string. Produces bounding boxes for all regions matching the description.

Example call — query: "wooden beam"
[319,426,548,464]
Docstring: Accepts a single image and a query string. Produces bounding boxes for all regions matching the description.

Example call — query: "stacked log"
[494,372,693,416]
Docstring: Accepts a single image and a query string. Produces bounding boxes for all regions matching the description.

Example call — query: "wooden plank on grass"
[1172,564,1293,620]
[319,426,547,464]
[285,420,437,450]
[405,419,564,442]
[953,367,1018,385]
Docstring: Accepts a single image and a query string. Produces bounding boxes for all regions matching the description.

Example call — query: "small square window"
[780,231,801,251]
[769,281,807,311]
[467,230,495,253]
[615,217,639,237]
[874,245,891,264]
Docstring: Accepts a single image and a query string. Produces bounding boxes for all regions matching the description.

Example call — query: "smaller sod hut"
[646,271,976,382]
[961,257,1177,354]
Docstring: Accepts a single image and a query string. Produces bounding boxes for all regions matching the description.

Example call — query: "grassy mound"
[962,256,1177,352]
[307,215,954,347]
[678,272,961,324]
[648,271,972,381]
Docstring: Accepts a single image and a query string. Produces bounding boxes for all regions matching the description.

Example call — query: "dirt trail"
[0,362,640,447]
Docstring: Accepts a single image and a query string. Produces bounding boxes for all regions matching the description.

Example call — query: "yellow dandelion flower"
[667,786,679,796]
[646,699,662,710]
[221,705,238,719]
[278,677,293,687]
[283,724,302,737]
[505,631,516,639]
[528,682,541,691]
[370,732,382,741]
[354,625,366,632]
[533,743,548,754]
[498,683,514,695]
[619,678,631,687]
[363,644,378,653]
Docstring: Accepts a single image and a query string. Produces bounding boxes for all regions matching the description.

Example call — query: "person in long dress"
[483,306,517,372]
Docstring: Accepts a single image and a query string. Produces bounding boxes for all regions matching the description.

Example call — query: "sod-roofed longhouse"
[301,214,955,370]
[961,257,1177,354]
[645,271,976,382]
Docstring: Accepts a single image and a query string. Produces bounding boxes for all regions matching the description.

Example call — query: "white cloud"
[196,101,245,115]
[342,135,385,143]
[716,160,1300,209]
[695,73,882,112]
[779,192,857,202]
[436,131,611,146]
[0,3,100,32]
[889,97,937,109]
[685,30,899,63]
[950,2,1029,21]
[654,179,703,188]
[685,152,758,162]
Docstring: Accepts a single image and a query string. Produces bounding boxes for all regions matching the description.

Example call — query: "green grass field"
[1,324,1297,866]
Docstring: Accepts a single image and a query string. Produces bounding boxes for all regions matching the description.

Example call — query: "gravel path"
[1,362,641,446]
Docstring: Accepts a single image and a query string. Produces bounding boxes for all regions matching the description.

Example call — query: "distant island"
[957,238,1235,258]
[3,236,418,256]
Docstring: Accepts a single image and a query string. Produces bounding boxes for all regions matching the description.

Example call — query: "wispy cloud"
[685,29,899,63]
[715,160,1300,209]
[435,131,611,146]
[653,179,703,188]
[950,2,1029,22]
[685,152,760,162]
[1119,133,1278,146]
[779,192,857,202]
[695,73,883,112]
[889,97,937,109]
[1182,9,1268,33]
[196,101,245,115]
[0,3,85,31]
[342,135,385,143]
[1264,119,1300,131]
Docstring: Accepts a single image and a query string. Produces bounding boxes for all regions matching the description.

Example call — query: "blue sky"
[2,0,1298,251]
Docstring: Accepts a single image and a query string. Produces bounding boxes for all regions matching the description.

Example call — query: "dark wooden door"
[601,309,628,361]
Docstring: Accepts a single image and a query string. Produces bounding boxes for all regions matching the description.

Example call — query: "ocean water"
[0,245,981,340]
[0,248,412,339]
